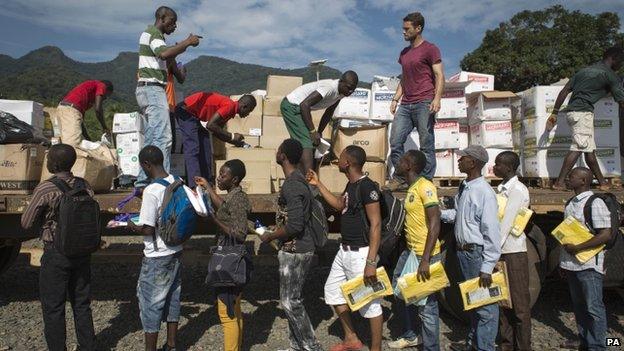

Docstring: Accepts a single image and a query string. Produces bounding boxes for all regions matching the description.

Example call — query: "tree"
[461,5,624,92]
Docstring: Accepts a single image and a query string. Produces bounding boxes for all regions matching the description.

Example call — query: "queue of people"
[20,4,623,351]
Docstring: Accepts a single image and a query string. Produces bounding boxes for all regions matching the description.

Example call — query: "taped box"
[469,120,513,148]
[438,81,471,119]
[334,88,371,119]
[581,147,621,177]
[118,155,140,177]
[259,116,290,149]
[266,75,303,96]
[113,112,144,133]
[447,71,494,94]
[263,96,283,116]
[521,115,572,148]
[435,150,454,177]
[594,97,619,118]
[522,148,580,178]
[0,143,45,194]
[518,86,568,119]
[215,160,272,194]
[333,125,387,161]
[434,120,460,149]
[369,90,395,121]
[116,132,145,156]
[468,91,520,122]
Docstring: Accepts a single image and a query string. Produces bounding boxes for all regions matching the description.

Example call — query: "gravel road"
[1,242,623,351]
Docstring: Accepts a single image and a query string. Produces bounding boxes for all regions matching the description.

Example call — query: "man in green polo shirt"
[135,6,202,189]
[549,46,624,191]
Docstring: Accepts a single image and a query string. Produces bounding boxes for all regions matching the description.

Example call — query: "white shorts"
[324,245,383,319]
[566,111,596,152]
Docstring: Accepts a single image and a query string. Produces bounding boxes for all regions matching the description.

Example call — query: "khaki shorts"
[566,111,595,152]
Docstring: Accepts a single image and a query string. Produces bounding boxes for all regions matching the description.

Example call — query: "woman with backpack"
[194,159,252,351]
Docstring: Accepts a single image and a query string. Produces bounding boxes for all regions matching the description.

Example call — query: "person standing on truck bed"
[493,151,532,351]
[57,79,113,146]
[281,71,359,174]
[549,46,624,191]
[21,144,97,351]
[134,5,201,189]
[441,145,501,351]
[175,92,257,186]
[559,167,612,351]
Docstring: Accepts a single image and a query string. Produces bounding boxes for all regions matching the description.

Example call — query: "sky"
[2,0,624,82]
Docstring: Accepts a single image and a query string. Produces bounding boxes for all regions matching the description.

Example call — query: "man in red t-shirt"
[387,12,444,188]
[57,80,114,147]
[175,92,257,186]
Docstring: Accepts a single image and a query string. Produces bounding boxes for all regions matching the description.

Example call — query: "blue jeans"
[137,253,182,333]
[390,101,436,179]
[456,246,499,351]
[392,250,441,351]
[135,85,172,187]
[175,105,213,187]
[566,269,607,350]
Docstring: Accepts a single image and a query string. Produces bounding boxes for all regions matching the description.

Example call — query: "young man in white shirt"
[559,167,612,350]
[492,151,532,351]
[281,70,358,173]
[128,145,208,351]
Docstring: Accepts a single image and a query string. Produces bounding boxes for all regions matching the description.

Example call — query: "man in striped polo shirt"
[136,6,201,189]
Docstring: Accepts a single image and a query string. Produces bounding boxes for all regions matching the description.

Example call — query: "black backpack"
[581,193,622,250]
[296,178,329,249]
[49,177,101,257]
[355,180,406,270]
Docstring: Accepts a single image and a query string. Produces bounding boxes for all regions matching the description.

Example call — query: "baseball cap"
[456,145,489,163]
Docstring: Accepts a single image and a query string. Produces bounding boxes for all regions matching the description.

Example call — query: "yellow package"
[397,261,450,305]
[340,267,393,311]
[459,270,510,311]
[496,194,507,221]
[552,216,605,263]
[510,207,534,237]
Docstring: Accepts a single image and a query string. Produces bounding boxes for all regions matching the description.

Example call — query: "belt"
[456,243,483,252]
[58,101,77,109]
[341,244,362,251]
[137,81,166,88]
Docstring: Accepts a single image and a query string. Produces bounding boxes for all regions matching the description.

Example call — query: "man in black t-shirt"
[307,145,384,351]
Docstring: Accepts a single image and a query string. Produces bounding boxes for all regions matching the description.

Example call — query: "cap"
[456,145,489,163]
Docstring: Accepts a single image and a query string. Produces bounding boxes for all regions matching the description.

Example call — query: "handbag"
[205,235,253,288]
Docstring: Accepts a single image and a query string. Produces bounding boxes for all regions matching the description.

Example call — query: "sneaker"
[388,336,422,349]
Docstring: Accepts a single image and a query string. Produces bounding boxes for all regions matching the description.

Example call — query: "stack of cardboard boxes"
[113,112,145,178]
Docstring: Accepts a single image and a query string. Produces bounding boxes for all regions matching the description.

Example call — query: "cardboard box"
[334,88,371,119]
[593,117,620,147]
[333,125,387,161]
[434,150,454,177]
[116,132,145,156]
[170,153,186,178]
[225,147,276,162]
[259,116,290,149]
[581,147,621,177]
[521,115,572,148]
[470,120,513,148]
[40,148,117,193]
[266,75,303,96]
[112,112,144,133]
[523,148,579,178]
[594,97,619,118]
[458,122,470,149]
[438,81,471,119]
[447,71,495,94]
[0,144,45,194]
[468,91,520,122]
[434,120,460,149]
[519,86,569,119]
[226,114,263,137]
[118,155,141,177]
[512,121,523,149]
[369,90,395,121]
[319,162,387,193]
[215,160,272,194]
[263,96,283,116]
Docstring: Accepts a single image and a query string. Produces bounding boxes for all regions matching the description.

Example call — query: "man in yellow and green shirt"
[389,149,442,350]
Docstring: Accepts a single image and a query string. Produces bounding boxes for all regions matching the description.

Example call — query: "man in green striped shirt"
[135,6,201,189]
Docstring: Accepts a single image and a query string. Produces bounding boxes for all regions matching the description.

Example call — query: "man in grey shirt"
[260,138,320,351]
[441,145,501,351]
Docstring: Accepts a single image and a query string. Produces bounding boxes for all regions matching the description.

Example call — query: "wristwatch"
[365,258,377,267]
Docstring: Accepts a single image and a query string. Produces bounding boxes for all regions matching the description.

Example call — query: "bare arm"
[318,101,338,135]
[417,205,441,280]
[157,34,200,61]
[206,114,243,145]
[430,62,445,112]
[94,95,108,131]
[390,80,404,114]
[128,221,155,237]
[300,91,324,147]
[363,202,382,285]
[553,81,572,113]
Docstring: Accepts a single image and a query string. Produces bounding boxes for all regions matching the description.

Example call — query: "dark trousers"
[39,247,95,351]
[499,252,532,351]
[175,105,213,187]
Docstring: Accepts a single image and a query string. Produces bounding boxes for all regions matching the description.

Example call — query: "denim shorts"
[137,252,182,332]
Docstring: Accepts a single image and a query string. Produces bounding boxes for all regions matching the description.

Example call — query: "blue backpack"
[153,177,199,248]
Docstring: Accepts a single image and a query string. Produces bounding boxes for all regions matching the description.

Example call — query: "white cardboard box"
[435,149,454,177]
[447,71,495,94]
[470,120,513,148]
[334,88,371,119]
[434,120,460,149]
[113,112,144,133]
[116,132,144,156]
[458,122,469,149]
[468,91,520,122]
[118,155,141,177]
[519,86,567,119]
[369,90,395,121]
[523,148,579,178]
[581,147,622,177]
[594,97,619,118]
[521,114,572,148]
[438,81,471,119]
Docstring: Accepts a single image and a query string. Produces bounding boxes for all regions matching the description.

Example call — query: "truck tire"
[439,239,543,323]
[0,242,21,276]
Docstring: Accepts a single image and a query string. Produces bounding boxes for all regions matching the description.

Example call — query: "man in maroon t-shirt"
[57,80,114,147]
[387,12,444,188]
